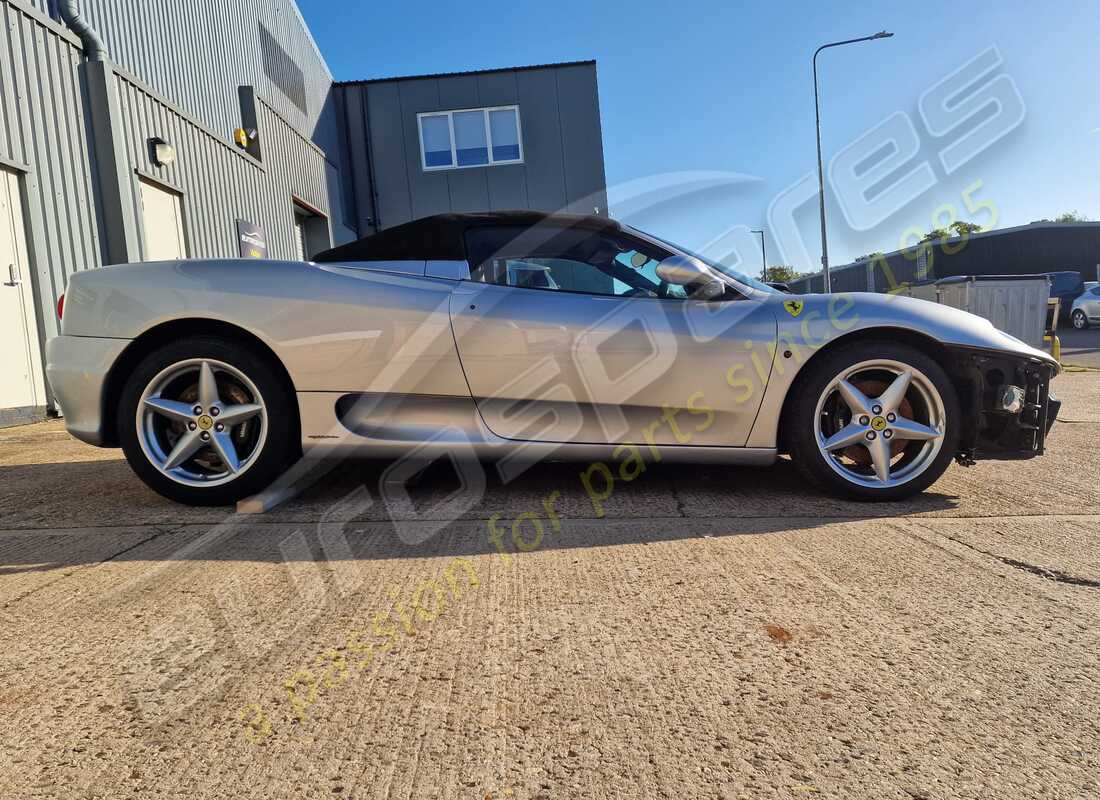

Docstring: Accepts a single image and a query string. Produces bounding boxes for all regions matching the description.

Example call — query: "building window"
[417,106,523,171]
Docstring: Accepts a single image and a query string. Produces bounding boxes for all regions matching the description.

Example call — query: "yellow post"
[1044,334,1061,362]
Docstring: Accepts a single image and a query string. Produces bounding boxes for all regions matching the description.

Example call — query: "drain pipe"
[57,0,108,61]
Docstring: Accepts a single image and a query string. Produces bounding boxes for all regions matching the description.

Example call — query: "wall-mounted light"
[149,137,175,167]
[233,128,258,149]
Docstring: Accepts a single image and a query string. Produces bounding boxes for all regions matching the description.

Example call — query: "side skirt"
[297,391,777,466]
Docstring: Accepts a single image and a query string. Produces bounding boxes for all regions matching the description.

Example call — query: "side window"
[465,226,690,299]
[614,251,688,299]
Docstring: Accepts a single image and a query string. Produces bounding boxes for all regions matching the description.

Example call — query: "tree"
[919,227,951,243]
[1030,211,1090,223]
[920,220,983,243]
[764,265,802,283]
[949,220,983,236]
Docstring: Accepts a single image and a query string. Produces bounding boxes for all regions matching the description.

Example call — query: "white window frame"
[417,105,524,172]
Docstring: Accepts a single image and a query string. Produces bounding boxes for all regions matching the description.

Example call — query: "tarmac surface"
[0,372,1098,799]
[1060,325,1100,369]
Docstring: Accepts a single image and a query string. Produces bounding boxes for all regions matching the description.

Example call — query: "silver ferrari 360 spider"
[46,211,1060,505]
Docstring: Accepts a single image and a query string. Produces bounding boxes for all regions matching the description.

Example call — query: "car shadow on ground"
[0,455,959,575]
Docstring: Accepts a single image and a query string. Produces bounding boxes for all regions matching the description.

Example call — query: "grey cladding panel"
[337,62,606,233]
[475,70,519,106]
[476,71,528,211]
[338,87,373,232]
[0,1,101,343]
[259,21,308,115]
[366,82,413,228]
[397,80,451,221]
[437,75,489,213]
[36,0,333,146]
[113,71,330,263]
[515,68,567,213]
[436,74,479,108]
[556,64,607,215]
[485,164,528,212]
[447,168,490,213]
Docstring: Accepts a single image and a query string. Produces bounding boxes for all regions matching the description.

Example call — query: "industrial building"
[0,0,607,426]
[788,222,1100,294]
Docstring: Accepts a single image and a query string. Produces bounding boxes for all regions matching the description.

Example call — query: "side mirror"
[655,255,709,286]
[693,280,726,301]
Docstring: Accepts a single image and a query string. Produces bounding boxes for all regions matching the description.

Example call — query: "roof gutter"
[57,0,108,61]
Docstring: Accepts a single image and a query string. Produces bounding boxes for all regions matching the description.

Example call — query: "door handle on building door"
[4,263,20,286]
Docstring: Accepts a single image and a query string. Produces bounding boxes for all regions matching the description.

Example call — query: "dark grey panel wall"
[554,64,608,215]
[336,62,608,233]
[788,224,1100,294]
[0,0,101,343]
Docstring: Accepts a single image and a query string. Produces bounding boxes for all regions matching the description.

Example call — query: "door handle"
[3,264,19,287]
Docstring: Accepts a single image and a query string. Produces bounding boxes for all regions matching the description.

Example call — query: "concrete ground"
[0,373,1098,800]
[1059,326,1100,369]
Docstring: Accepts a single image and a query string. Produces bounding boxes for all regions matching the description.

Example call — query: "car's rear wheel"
[787,342,960,501]
[117,337,296,505]
[1072,309,1089,329]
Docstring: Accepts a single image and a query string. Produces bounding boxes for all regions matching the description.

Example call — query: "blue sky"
[299,0,1100,273]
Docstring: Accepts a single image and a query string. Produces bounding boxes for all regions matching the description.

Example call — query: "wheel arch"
[776,326,970,453]
[100,318,299,448]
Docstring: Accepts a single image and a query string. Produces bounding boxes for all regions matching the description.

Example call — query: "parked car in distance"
[1045,271,1085,320]
[1071,284,1100,329]
[46,212,1062,506]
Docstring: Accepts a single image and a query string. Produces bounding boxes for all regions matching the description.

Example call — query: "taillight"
[57,293,65,319]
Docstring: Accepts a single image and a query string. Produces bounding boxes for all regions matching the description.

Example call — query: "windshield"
[626,225,779,294]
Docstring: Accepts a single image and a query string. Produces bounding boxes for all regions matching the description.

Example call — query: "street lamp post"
[814,30,893,293]
[751,229,767,283]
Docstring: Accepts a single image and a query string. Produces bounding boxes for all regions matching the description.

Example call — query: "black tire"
[1072,309,1089,330]
[117,336,297,506]
[786,341,961,501]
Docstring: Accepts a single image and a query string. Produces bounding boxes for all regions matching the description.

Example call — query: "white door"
[0,167,46,416]
[139,178,187,261]
[293,215,307,261]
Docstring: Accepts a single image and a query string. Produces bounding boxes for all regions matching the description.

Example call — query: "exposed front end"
[950,346,1060,462]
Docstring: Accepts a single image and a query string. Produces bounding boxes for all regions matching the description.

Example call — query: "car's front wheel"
[1072,309,1089,330]
[787,342,960,501]
[117,336,297,505]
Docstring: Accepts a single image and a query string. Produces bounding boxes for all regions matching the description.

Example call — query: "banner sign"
[236,219,268,259]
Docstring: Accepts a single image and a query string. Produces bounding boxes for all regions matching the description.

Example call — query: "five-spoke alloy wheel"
[118,337,297,505]
[788,342,960,500]
[1072,309,1089,330]
[137,359,268,487]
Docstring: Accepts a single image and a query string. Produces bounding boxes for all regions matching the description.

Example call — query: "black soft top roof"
[313,211,622,263]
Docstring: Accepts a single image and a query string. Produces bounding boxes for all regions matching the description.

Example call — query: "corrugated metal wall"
[2,0,346,416]
[27,0,335,149]
[336,62,609,233]
[0,0,101,341]
[112,68,330,261]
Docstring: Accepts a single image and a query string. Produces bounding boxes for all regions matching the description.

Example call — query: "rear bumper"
[45,335,129,447]
[951,346,1060,461]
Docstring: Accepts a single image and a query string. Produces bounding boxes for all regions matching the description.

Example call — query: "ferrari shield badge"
[783,299,804,318]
